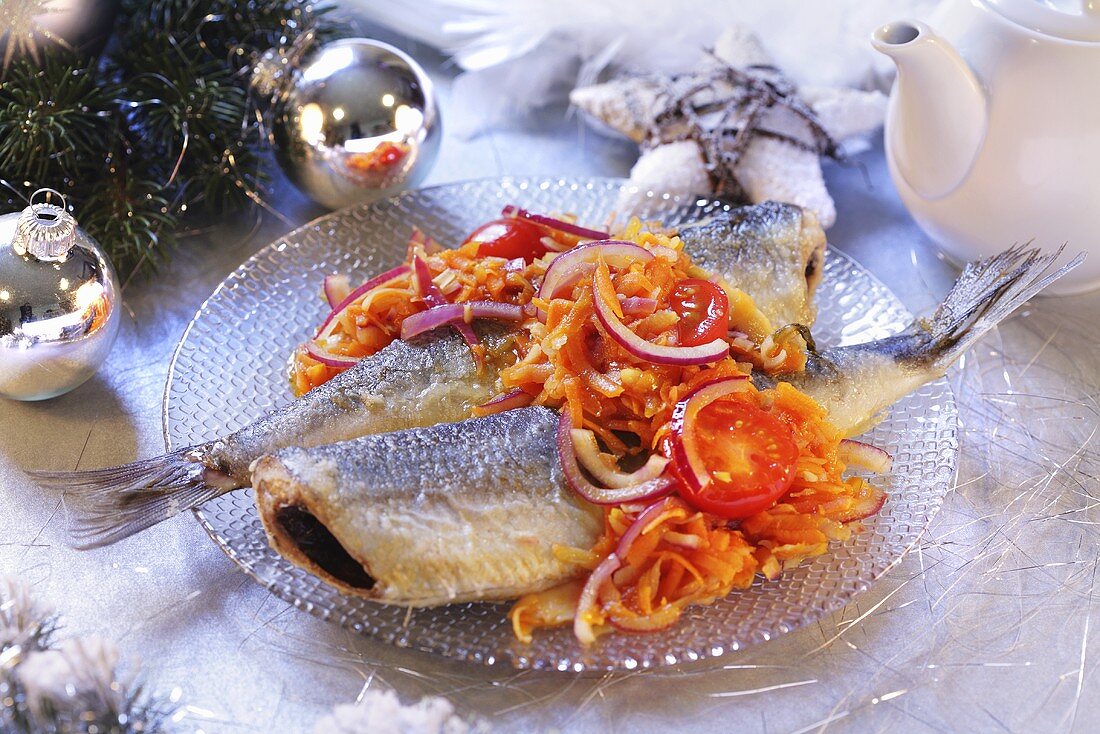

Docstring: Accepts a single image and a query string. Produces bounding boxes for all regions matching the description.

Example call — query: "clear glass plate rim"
[161,175,960,672]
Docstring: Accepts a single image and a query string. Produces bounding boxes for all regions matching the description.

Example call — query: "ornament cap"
[13,189,78,261]
[250,29,316,102]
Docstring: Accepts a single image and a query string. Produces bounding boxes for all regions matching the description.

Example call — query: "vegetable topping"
[289,207,891,644]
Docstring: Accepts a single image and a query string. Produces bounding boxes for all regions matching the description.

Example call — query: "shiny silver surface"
[0,212,120,401]
[1,28,1098,733]
[271,38,441,210]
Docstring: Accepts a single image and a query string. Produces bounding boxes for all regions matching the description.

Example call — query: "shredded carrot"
[290,236,538,395]
[290,212,886,644]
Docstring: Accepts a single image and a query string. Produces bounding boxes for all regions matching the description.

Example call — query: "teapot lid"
[985,0,1100,42]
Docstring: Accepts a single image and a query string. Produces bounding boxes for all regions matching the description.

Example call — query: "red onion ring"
[574,553,621,645]
[538,241,652,303]
[619,296,657,317]
[592,272,729,366]
[669,376,752,491]
[474,388,534,416]
[570,428,669,488]
[413,255,481,355]
[304,342,359,369]
[323,274,351,308]
[614,497,689,560]
[502,205,609,241]
[576,497,686,638]
[413,255,445,307]
[316,265,410,339]
[556,412,675,506]
[835,485,887,523]
[839,439,894,474]
[400,301,524,341]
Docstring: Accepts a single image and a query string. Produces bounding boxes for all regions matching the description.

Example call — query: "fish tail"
[898,246,1083,370]
[30,447,239,549]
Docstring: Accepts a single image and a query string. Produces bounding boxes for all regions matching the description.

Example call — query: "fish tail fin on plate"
[789,246,1083,436]
[29,447,238,549]
[904,245,1083,370]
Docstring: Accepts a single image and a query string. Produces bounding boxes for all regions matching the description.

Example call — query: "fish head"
[678,201,826,329]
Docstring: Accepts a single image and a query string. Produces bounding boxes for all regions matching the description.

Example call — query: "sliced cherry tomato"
[672,399,798,519]
[463,218,549,262]
[347,141,407,172]
[669,279,730,347]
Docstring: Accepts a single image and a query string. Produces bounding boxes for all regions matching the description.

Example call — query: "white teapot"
[873,0,1100,295]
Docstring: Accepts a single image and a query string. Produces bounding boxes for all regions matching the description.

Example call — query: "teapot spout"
[873,21,987,199]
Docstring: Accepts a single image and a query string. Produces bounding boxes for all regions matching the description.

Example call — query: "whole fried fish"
[255,248,1078,605]
[37,202,825,548]
[34,323,517,547]
[254,407,600,605]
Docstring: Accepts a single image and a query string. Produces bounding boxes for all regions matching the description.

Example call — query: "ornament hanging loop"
[13,188,78,261]
[29,187,67,210]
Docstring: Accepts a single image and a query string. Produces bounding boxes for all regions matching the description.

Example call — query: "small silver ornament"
[0,189,121,401]
[255,36,442,210]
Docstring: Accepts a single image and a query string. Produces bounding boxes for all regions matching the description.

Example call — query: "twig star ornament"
[0,0,69,73]
[570,26,886,227]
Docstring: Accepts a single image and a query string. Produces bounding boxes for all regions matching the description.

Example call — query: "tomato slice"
[673,399,798,519]
[463,218,549,262]
[669,279,730,347]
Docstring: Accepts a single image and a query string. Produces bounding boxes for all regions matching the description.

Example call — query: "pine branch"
[0,53,118,198]
[1,579,179,734]
[111,0,341,218]
[114,36,261,213]
[0,0,343,278]
[79,162,178,278]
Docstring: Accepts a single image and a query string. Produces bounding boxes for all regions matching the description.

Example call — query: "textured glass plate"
[163,177,959,672]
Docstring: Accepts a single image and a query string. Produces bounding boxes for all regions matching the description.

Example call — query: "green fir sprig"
[0,53,117,193]
[0,0,341,280]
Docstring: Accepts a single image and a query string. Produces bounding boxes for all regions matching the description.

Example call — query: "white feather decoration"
[348,0,936,136]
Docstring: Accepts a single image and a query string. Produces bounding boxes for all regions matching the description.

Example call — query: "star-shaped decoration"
[570,25,886,228]
[0,0,71,75]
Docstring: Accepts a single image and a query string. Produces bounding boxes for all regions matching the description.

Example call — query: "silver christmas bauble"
[261,38,442,210]
[0,190,120,401]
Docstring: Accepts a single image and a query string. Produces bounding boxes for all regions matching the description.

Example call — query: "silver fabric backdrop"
[1,27,1098,734]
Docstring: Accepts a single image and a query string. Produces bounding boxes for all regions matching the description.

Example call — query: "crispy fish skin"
[679,200,826,328]
[210,322,517,481]
[254,407,602,606]
[38,323,518,548]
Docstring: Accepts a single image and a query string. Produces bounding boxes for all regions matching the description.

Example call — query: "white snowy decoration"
[571,26,887,226]
[1,577,174,733]
[314,688,482,734]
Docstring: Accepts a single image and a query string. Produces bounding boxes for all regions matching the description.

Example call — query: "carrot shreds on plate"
[289,211,890,644]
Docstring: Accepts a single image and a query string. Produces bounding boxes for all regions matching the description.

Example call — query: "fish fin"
[29,447,236,549]
[904,246,1083,370]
